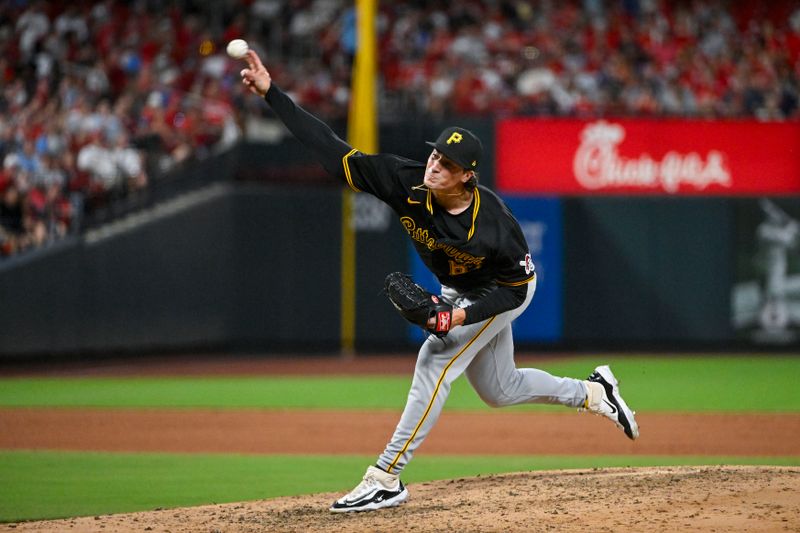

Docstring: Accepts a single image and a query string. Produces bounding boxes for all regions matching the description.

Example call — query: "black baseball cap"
[425,126,482,170]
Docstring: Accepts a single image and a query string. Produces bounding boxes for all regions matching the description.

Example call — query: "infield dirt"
[3,466,799,532]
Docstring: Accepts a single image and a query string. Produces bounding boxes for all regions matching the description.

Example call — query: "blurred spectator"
[76,132,118,199]
[232,0,800,122]
[112,132,148,196]
[1,0,245,259]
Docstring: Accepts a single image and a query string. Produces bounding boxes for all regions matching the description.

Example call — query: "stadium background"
[1,0,799,529]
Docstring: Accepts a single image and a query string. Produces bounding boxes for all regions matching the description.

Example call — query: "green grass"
[519,355,800,412]
[0,356,798,412]
[1,450,798,523]
[1,355,799,522]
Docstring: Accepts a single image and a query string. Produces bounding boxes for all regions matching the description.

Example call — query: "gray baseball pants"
[377,277,587,474]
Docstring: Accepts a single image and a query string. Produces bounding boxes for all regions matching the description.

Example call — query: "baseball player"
[238,48,639,513]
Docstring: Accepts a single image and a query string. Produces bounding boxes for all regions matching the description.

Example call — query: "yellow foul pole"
[342,0,378,354]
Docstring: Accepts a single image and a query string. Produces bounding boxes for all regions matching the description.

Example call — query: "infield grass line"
[1,450,799,523]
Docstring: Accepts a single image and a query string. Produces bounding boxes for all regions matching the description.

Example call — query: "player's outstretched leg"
[330,465,409,513]
[581,365,639,440]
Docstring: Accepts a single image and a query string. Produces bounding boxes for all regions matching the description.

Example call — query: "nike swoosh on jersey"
[407,197,421,205]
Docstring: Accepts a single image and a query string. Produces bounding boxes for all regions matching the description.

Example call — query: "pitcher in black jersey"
[238,47,639,513]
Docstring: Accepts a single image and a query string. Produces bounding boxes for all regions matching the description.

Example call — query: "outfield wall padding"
[562,197,733,345]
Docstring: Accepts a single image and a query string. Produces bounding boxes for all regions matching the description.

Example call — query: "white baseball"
[226,39,249,59]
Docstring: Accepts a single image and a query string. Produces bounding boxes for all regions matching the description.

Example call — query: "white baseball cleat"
[330,465,409,513]
[582,365,639,440]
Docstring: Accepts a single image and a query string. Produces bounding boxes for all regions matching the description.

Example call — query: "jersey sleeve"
[461,284,528,325]
[264,85,416,201]
[342,152,418,203]
[494,209,536,287]
[461,210,535,325]
[264,84,353,182]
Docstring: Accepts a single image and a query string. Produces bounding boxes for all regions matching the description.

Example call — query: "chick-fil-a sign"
[497,118,800,195]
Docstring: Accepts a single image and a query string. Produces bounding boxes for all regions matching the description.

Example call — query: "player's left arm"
[459,218,534,326]
[459,284,529,325]
[427,287,525,329]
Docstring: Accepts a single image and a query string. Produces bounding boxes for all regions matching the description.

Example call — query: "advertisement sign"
[497,119,800,195]
[732,198,800,344]
[503,196,563,342]
[409,197,562,343]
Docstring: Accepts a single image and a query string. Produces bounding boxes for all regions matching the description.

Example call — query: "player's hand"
[239,49,271,97]
[426,308,466,329]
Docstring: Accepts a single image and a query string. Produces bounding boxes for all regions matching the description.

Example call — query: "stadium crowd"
[2,0,799,259]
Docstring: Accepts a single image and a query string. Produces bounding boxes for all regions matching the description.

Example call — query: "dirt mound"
[4,466,798,532]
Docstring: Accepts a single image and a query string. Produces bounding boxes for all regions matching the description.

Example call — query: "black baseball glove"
[384,272,454,337]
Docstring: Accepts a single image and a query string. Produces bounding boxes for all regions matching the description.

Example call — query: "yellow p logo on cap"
[446,132,463,144]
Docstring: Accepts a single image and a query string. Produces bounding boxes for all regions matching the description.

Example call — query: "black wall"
[1,191,235,355]
[0,186,353,356]
[562,197,733,347]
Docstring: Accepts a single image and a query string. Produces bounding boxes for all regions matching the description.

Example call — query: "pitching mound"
[5,465,798,532]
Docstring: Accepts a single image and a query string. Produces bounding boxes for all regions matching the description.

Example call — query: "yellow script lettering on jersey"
[400,216,484,275]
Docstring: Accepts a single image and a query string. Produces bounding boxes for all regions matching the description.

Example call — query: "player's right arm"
[239,48,415,203]
[239,49,354,181]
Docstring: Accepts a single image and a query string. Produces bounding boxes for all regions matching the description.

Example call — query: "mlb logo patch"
[519,253,534,275]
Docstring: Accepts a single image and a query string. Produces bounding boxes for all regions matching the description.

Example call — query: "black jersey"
[264,84,535,324]
[343,151,534,291]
